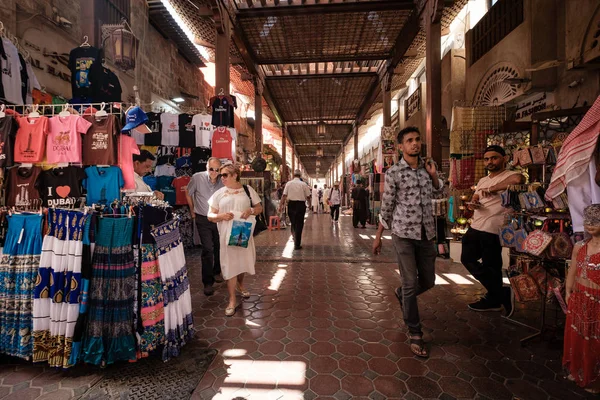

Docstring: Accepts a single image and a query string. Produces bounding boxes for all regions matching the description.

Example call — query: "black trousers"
[353,207,367,227]
[461,227,503,304]
[195,214,222,286]
[287,201,306,247]
[330,204,340,221]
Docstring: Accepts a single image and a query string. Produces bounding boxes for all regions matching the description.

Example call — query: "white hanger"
[0,105,5,119]
[95,102,108,117]
[80,35,91,48]
[28,105,40,119]
[218,88,225,96]
[58,103,70,118]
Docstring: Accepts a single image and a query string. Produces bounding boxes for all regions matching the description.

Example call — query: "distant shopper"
[208,163,262,316]
[133,150,164,200]
[323,184,331,215]
[280,169,311,250]
[186,157,224,296]
[311,185,319,213]
[351,180,369,228]
[329,182,341,222]
[373,126,442,358]
[461,145,524,315]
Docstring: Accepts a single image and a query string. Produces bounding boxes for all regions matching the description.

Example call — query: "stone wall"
[1,0,209,108]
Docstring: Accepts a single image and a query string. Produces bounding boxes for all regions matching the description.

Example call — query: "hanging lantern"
[317,121,326,138]
[317,147,323,157]
[111,26,139,71]
[316,160,321,167]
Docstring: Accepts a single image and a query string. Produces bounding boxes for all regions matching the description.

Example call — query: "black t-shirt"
[68,46,103,100]
[0,115,17,167]
[191,147,211,173]
[211,96,235,127]
[144,112,162,146]
[39,166,87,207]
[96,67,122,103]
[178,114,196,147]
[19,54,27,105]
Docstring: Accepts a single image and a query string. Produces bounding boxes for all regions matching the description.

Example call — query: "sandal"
[409,336,429,358]
[225,305,236,317]
[236,285,250,298]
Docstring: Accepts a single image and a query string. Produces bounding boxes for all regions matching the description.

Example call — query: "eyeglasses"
[220,172,231,178]
[208,168,219,172]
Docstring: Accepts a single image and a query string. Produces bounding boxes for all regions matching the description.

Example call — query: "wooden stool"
[268,216,280,231]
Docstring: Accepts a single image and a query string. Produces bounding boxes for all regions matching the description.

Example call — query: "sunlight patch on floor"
[443,273,474,285]
[281,236,295,259]
[269,269,287,291]
[435,274,450,285]
[219,360,306,386]
[245,319,261,327]
[383,235,392,240]
[222,348,247,358]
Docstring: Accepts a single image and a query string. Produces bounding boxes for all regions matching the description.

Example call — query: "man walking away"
[186,157,225,296]
[329,183,341,222]
[280,169,311,250]
[462,145,524,316]
[323,184,331,215]
[373,126,443,358]
[352,180,369,228]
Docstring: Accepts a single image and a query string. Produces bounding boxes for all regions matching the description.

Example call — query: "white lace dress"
[208,186,261,280]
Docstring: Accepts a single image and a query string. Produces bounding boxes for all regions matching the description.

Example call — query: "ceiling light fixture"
[316,147,323,157]
[317,121,326,138]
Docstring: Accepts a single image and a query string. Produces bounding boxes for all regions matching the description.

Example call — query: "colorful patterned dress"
[33,209,88,367]
[0,214,43,359]
[563,240,600,388]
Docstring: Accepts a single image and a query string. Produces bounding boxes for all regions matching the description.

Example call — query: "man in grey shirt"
[186,157,224,296]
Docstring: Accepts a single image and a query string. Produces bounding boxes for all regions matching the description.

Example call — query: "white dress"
[208,186,262,280]
[311,188,319,210]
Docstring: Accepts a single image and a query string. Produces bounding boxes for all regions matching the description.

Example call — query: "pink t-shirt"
[47,115,92,163]
[118,134,140,190]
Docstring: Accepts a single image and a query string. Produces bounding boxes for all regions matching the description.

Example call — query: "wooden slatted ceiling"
[266,74,376,122]
[238,9,412,64]
[287,124,352,143]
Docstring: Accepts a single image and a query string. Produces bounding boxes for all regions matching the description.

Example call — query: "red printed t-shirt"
[118,134,140,190]
[15,116,49,163]
[47,115,92,163]
[210,127,234,160]
[173,175,191,205]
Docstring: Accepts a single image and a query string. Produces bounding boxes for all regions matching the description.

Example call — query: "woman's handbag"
[242,185,268,236]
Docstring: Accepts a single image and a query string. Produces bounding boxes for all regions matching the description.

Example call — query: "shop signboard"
[405,84,422,121]
[515,92,555,121]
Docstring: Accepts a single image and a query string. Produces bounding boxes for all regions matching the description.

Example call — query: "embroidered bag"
[499,219,517,248]
[510,273,541,302]
[518,148,533,167]
[522,221,553,256]
[549,220,573,259]
[530,146,546,164]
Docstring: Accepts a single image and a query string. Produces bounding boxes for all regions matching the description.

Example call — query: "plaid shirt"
[380,157,443,241]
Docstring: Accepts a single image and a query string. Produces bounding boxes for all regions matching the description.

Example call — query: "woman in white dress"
[311,185,319,213]
[208,164,263,316]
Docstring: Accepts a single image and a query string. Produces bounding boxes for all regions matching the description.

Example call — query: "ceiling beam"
[257,54,387,64]
[236,0,413,17]
[266,72,378,80]
[295,141,343,146]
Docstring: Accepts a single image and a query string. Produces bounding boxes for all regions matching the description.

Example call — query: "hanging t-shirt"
[7,166,41,207]
[210,127,235,160]
[178,114,196,148]
[18,54,28,107]
[210,96,235,127]
[82,115,119,165]
[96,67,122,103]
[191,147,211,173]
[68,46,103,100]
[143,175,158,191]
[0,115,17,167]
[160,113,179,146]
[118,134,140,190]
[15,116,49,163]
[47,115,92,163]
[143,112,162,146]
[155,164,176,177]
[25,62,41,105]
[156,175,176,205]
[83,166,123,205]
[39,167,86,207]
[192,114,212,147]
[173,176,191,205]
[32,89,53,105]
[175,156,191,169]
[1,38,23,105]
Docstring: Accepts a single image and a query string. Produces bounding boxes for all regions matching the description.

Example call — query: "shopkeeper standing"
[462,145,524,316]
[186,157,225,296]
[133,150,165,200]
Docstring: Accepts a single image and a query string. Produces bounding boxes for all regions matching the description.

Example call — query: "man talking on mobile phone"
[373,126,443,358]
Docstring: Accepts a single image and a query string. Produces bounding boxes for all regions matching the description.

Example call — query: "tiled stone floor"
[0,212,596,399]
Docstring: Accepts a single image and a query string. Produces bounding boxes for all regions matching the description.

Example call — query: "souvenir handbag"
[510,273,541,302]
[501,189,511,208]
[514,224,528,253]
[530,146,546,165]
[512,150,521,167]
[518,148,533,167]
[525,190,545,211]
[528,265,553,300]
[499,219,517,248]
[522,221,553,256]
[544,145,557,164]
[549,220,573,259]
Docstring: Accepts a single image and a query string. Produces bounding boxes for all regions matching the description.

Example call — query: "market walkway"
[0,213,594,400]
[190,213,594,400]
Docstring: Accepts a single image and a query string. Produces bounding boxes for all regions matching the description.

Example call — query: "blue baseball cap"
[122,106,151,133]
